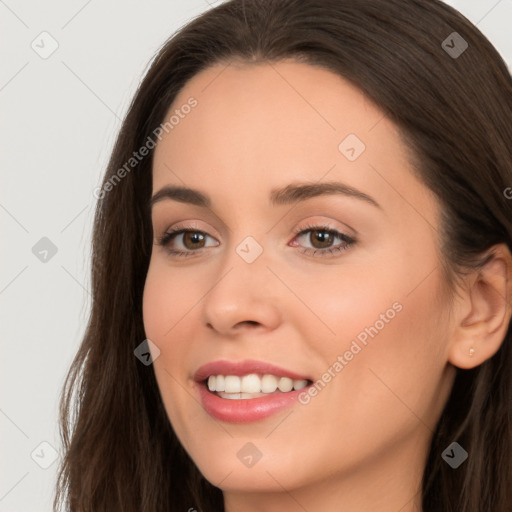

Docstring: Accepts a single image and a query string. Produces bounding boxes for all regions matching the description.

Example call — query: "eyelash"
[155,222,356,259]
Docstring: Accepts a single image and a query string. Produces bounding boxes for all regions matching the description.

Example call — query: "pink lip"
[196,383,310,423]
[193,359,313,424]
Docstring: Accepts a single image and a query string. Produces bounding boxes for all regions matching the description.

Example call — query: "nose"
[201,241,282,336]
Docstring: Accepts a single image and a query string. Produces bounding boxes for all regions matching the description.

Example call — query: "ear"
[448,243,512,370]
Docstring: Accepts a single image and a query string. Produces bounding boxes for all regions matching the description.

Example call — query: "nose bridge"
[217,228,270,286]
[200,231,281,333]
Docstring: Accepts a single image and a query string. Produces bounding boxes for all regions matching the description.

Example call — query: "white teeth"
[206,374,310,395]
[216,374,225,392]
[278,377,293,392]
[241,374,261,394]
[293,379,308,390]
[261,374,278,393]
[224,375,241,393]
[217,392,264,400]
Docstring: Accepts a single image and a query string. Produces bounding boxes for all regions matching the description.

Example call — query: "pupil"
[311,230,332,248]
[184,232,205,248]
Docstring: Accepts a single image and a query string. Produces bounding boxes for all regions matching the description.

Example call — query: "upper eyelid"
[159,216,354,236]
[163,222,347,236]
[164,220,220,237]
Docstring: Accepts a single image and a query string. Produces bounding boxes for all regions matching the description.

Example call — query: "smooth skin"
[142,60,512,512]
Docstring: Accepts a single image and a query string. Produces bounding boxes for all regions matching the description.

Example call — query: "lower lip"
[196,382,309,423]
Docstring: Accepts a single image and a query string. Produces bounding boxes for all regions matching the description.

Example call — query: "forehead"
[151,60,433,222]
[154,60,384,170]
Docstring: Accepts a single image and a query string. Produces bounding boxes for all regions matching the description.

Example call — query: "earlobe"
[447,243,512,370]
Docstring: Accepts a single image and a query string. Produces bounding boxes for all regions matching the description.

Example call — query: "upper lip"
[193,359,312,383]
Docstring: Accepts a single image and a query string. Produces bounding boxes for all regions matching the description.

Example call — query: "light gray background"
[1,1,511,510]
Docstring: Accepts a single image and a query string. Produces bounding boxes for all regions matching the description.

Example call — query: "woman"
[54,0,512,510]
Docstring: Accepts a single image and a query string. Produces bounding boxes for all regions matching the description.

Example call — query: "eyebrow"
[150,181,381,210]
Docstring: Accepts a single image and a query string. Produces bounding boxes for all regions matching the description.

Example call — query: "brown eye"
[292,225,356,257]
[182,231,206,249]
[157,228,219,257]
[309,229,335,249]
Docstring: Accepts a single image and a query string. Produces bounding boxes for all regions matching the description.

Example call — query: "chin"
[203,465,301,493]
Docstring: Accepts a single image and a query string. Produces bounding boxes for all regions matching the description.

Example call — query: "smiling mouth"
[204,373,314,400]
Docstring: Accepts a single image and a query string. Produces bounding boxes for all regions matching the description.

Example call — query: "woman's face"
[143,60,457,500]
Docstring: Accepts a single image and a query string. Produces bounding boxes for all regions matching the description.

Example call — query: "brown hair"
[54,1,512,510]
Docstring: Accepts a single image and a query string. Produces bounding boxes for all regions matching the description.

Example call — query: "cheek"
[292,247,448,427]
[142,260,191,340]
[142,264,198,438]
[277,276,448,485]
[282,255,402,356]
[311,267,448,436]
[142,270,168,340]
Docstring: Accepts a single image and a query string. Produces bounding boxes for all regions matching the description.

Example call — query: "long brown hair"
[54,1,512,510]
